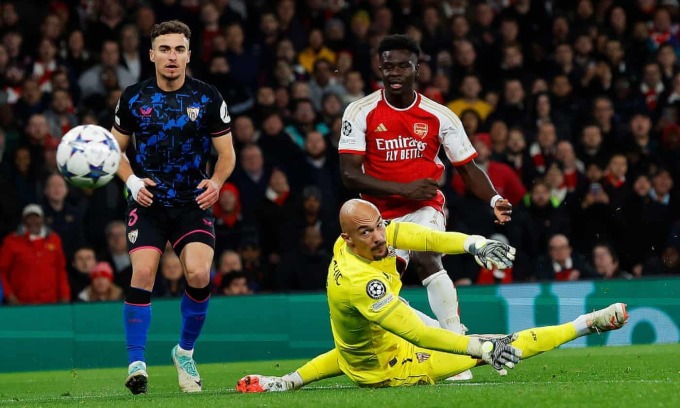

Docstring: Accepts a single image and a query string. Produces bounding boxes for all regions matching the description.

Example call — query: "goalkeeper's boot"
[236,375,294,393]
[171,345,202,392]
[589,303,629,333]
[446,323,473,381]
[124,361,148,395]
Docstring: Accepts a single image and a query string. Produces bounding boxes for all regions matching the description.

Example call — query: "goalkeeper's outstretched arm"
[389,222,516,269]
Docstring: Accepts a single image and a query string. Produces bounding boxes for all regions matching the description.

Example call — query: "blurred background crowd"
[0,0,679,306]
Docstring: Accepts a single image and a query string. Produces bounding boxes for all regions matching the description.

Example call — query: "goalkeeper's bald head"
[339,199,381,233]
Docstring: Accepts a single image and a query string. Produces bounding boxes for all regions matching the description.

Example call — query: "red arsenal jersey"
[339,90,477,219]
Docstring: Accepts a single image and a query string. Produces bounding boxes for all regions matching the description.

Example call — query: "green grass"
[1,344,679,408]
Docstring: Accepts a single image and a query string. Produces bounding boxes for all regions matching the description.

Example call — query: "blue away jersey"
[114,76,231,206]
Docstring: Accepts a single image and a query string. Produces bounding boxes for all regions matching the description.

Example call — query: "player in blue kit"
[111,20,236,394]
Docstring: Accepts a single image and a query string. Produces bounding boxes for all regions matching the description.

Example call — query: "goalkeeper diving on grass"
[236,199,629,391]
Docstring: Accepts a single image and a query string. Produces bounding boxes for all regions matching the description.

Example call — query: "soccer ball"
[56,125,121,189]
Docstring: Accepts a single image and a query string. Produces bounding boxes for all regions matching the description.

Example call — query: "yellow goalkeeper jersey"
[326,221,472,385]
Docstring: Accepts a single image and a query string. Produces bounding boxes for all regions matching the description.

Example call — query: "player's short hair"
[150,20,191,44]
[377,34,420,58]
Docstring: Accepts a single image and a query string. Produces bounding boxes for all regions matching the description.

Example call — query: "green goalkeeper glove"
[464,235,516,270]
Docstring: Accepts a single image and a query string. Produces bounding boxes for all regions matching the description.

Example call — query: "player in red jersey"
[339,35,512,379]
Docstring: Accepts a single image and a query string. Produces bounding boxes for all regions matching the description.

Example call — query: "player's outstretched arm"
[376,300,522,372]
[455,161,512,224]
[339,154,438,200]
[196,133,236,210]
[111,127,156,207]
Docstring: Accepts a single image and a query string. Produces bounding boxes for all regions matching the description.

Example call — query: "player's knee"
[131,265,156,289]
[184,264,211,287]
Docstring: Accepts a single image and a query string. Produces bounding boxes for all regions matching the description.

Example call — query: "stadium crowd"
[0,0,679,305]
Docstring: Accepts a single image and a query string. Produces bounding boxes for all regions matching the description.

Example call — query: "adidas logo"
[375,123,388,132]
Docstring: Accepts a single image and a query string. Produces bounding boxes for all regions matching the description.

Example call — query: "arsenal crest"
[413,123,428,138]
[187,107,200,121]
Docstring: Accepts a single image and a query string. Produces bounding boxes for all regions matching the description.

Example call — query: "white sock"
[572,314,591,337]
[422,270,461,333]
[282,371,304,389]
[411,306,441,328]
[177,345,194,357]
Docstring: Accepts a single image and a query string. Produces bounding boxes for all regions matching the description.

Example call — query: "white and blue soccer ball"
[56,125,121,189]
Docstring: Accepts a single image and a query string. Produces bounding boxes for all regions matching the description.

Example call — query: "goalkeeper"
[237,199,628,392]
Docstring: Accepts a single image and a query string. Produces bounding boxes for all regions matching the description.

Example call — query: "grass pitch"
[1,344,678,408]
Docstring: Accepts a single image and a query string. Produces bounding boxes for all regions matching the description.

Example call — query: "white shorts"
[391,206,446,266]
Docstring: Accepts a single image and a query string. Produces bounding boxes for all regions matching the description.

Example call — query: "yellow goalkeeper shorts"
[358,341,479,387]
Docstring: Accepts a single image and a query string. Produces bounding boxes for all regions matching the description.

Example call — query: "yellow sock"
[511,323,578,359]
[296,348,343,384]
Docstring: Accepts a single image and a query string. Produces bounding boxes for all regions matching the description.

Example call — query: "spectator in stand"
[283,185,340,255]
[602,153,631,209]
[85,0,126,51]
[13,78,48,128]
[68,245,97,302]
[155,251,186,298]
[489,120,510,159]
[78,261,123,302]
[277,225,332,291]
[342,71,366,106]
[459,109,482,138]
[529,122,558,175]
[529,91,573,142]
[555,140,586,193]
[224,22,259,94]
[255,168,296,275]
[513,179,572,280]
[488,78,527,129]
[43,89,78,140]
[535,234,594,282]
[284,97,330,149]
[9,146,43,207]
[219,271,253,296]
[62,30,93,79]
[230,144,269,223]
[238,236,268,292]
[0,204,70,305]
[446,74,493,122]
[591,96,620,149]
[119,24,151,83]
[643,241,680,276]
[302,131,342,212]
[502,127,537,188]
[257,110,305,171]
[577,123,609,168]
[30,38,63,94]
[591,242,633,280]
[452,133,526,206]
[212,249,246,294]
[77,40,135,102]
[42,173,85,259]
[308,58,345,112]
[625,112,660,176]
[213,183,243,257]
[101,220,132,293]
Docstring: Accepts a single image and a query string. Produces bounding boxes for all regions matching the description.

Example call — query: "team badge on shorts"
[128,229,138,244]
[366,279,387,299]
[416,352,431,363]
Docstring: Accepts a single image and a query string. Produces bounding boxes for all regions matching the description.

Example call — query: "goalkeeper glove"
[467,334,522,376]
[464,235,516,270]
